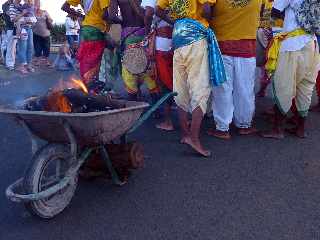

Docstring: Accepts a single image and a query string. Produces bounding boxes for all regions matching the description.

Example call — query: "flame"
[71,79,89,94]
[45,92,72,113]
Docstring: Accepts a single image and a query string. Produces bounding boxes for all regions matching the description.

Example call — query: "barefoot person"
[142,0,174,131]
[207,0,262,140]
[108,0,159,102]
[262,0,320,139]
[62,0,111,86]
[157,0,226,157]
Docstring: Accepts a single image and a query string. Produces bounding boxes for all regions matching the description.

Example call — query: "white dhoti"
[212,56,256,131]
[173,38,211,113]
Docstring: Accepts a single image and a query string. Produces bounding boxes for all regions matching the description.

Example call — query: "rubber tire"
[23,144,78,219]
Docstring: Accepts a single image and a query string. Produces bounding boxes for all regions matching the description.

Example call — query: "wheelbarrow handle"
[128,92,177,134]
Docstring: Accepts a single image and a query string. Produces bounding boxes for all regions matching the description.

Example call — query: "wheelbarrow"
[1,92,176,219]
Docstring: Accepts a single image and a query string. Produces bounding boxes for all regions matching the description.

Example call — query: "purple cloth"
[121,27,145,41]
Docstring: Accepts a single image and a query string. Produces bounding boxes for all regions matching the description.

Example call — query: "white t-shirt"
[65,17,80,36]
[273,0,313,52]
[141,0,172,52]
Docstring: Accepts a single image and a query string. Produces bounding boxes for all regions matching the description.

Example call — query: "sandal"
[16,66,28,75]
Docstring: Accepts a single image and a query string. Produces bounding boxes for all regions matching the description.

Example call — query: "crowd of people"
[0,0,83,73]
[1,0,320,158]
[60,0,320,157]
[0,0,55,73]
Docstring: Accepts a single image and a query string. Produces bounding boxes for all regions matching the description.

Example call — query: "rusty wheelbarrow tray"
[1,93,176,219]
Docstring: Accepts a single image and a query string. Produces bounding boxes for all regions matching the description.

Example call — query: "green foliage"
[51,24,66,43]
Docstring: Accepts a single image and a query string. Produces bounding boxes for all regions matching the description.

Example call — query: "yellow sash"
[265,28,307,73]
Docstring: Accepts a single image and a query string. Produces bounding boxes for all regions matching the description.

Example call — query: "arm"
[44,11,53,23]
[144,6,154,34]
[202,3,213,21]
[128,0,145,20]
[106,0,122,24]
[61,2,83,18]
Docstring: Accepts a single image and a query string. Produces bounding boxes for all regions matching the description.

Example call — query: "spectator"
[65,13,80,47]
[2,0,16,70]
[9,0,34,74]
[0,12,7,64]
[32,5,53,67]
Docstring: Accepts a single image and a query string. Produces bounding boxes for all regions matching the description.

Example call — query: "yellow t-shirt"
[210,0,262,41]
[67,0,110,32]
[157,0,216,28]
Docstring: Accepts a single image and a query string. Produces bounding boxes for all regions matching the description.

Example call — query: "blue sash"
[173,18,226,87]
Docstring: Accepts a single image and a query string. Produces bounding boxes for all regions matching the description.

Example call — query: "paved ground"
[0,65,319,240]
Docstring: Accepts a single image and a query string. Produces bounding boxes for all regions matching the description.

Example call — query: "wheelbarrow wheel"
[23,144,78,219]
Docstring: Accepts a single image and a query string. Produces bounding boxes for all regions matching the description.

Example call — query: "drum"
[122,44,149,75]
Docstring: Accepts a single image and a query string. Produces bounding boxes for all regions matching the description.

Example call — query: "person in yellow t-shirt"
[207,0,262,140]
[62,0,112,88]
[157,0,220,157]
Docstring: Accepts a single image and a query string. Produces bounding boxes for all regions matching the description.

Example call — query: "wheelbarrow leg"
[100,146,125,186]
[19,119,39,155]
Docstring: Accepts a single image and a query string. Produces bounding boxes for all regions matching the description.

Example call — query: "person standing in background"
[65,13,80,46]
[2,0,16,71]
[9,0,35,74]
[32,6,53,67]
[0,12,7,64]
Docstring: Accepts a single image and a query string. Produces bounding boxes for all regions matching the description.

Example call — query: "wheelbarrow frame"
[4,92,176,218]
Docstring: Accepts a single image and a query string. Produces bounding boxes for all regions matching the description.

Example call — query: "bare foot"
[260,130,284,139]
[184,137,211,157]
[156,121,174,131]
[285,127,306,138]
[180,136,189,144]
[207,129,231,140]
[238,127,258,135]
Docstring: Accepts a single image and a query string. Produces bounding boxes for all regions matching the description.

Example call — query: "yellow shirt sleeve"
[198,0,216,4]
[157,0,169,9]
[67,0,80,7]
[99,0,110,10]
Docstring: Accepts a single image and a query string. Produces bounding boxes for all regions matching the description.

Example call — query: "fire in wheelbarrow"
[1,77,176,219]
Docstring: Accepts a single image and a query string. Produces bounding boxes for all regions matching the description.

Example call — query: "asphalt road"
[0,65,319,240]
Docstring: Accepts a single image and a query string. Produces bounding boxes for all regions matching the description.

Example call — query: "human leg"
[5,30,17,69]
[25,28,34,71]
[122,67,139,100]
[293,41,319,137]
[209,55,234,139]
[185,39,211,156]
[173,46,191,142]
[233,57,257,135]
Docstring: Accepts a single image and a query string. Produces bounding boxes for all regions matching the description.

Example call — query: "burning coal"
[23,79,124,113]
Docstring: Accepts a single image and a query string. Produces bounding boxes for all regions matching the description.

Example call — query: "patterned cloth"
[121,27,158,94]
[173,18,226,87]
[77,26,106,84]
[157,0,216,28]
